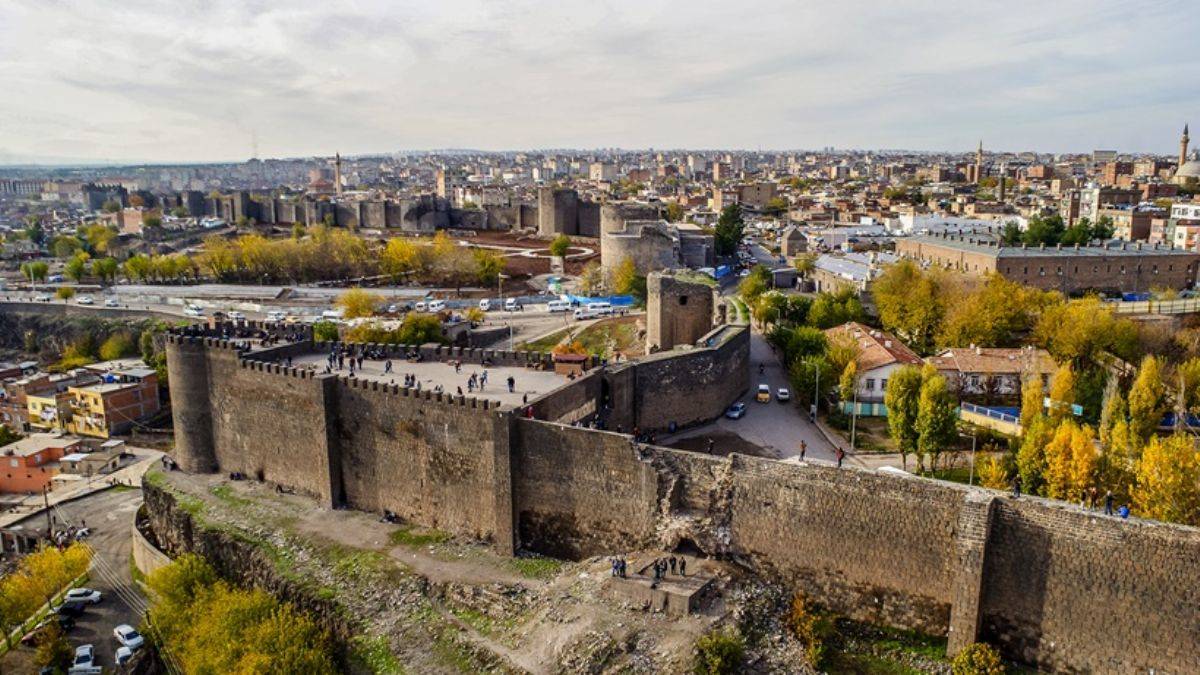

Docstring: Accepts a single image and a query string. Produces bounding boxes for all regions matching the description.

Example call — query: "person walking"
[799,440,807,461]
[1104,490,1114,516]
[836,447,845,468]
[1012,475,1022,499]
[678,558,686,576]
[669,556,677,575]
[507,375,515,393]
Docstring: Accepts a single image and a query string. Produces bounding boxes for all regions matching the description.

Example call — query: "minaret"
[975,140,984,184]
[998,162,1006,201]
[1181,125,1190,170]
[334,152,343,197]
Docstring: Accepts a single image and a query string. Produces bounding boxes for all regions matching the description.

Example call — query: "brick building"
[0,434,82,494]
[894,233,1200,294]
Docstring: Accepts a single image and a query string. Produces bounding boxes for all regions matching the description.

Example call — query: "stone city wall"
[164,325,1200,673]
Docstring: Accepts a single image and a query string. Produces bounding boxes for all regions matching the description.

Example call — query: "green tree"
[692,629,744,675]
[312,321,339,342]
[713,203,745,256]
[92,257,119,284]
[548,234,572,257]
[790,354,834,411]
[764,196,789,217]
[101,199,121,213]
[51,235,83,259]
[472,248,506,285]
[664,202,685,223]
[885,365,924,470]
[872,260,944,354]
[838,360,857,402]
[33,623,74,671]
[64,253,90,282]
[612,257,646,303]
[55,286,76,300]
[99,333,136,361]
[916,371,958,471]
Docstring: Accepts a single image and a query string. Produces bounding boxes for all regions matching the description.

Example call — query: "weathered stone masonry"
[164,327,1200,674]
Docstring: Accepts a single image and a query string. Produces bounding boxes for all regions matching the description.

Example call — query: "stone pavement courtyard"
[291,351,569,410]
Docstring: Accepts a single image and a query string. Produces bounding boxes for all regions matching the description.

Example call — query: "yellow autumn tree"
[1043,420,1097,501]
[977,454,1009,490]
[335,287,383,319]
[380,237,427,280]
[1133,434,1200,525]
[0,543,91,644]
[1047,363,1076,423]
[1019,373,1044,432]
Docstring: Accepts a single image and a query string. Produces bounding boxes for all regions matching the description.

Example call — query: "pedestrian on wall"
[799,440,807,461]
[836,447,845,468]
[1104,490,1114,516]
[1012,475,1022,499]
[679,558,686,576]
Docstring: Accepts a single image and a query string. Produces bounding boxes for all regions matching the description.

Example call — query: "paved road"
[11,488,148,671]
[665,326,837,462]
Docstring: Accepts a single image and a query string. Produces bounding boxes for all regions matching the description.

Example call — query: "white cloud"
[0,0,1197,162]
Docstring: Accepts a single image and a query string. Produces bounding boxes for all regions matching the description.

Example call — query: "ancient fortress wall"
[164,326,1200,673]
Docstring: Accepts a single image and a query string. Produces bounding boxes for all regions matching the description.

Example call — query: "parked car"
[725,402,747,419]
[113,624,144,650]
[115,646,134,667]
[478,298,492,311]
[104,297,119,308]
[504,298,520,312]
[34,294,51,302]
[53,600,87,617]
[226,311,245,321]
[428,299,447,312]
[756,383,771,403]
[414,301,427,312]
[546,299,570,313]
[75,296,94,305]
[65,588,102,604]
[183,304,204,317]
[266,310,287,322]
[72,644,95,669]
[777,388,791,403]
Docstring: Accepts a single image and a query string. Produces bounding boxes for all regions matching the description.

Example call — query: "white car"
[73,644,95,669]
[226,311,245,321]
[115,646,134,667]
[113,624,144,650]
[183,305,204,317]
[266,310,287,322]
[504,298,520,312]
[65,588,102,604]
[478,299,492,311]
[428,299,447,312]
[76,296,94,305]
[104,297,119,308]
[777,388,791,403]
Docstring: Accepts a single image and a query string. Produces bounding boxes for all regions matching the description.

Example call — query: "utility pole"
[850,386,858,451]
[43,486,52,538]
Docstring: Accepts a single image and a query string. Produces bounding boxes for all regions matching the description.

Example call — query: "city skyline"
[1,0,1198,164]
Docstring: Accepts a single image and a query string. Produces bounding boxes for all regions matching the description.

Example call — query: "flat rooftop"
[291,352,568,410]
[906,234,1200,258]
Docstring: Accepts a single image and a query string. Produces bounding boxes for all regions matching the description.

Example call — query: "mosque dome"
[1178,155,1200,180]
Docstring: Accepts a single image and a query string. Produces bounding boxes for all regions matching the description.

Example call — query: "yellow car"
[756,384,771,403]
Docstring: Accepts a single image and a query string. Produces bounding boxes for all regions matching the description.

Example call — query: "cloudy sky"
[1,0,1197,164]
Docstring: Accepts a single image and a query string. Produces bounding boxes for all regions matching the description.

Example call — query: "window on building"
[679,296,687,306]
[881,379,887,390]
[865,379,875,391]
[969,375,980,387]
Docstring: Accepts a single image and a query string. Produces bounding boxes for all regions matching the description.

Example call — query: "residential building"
[65,369,160,439]
[824,322,923,417]
[926,346,1057,401]
[0,434,82,494]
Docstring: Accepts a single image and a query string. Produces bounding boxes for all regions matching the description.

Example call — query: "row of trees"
[0,543,92,648]
[998,214,1114,247]
[147,554,337,673]
[883,365,960,472]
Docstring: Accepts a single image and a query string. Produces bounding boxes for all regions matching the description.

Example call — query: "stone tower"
[998,162,1006,201]
[334,152,343,197]
[1181,124,1190,171]
[975,140,984,184]
[646,271,715,353]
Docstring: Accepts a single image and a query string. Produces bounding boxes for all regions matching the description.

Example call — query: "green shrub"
[951,642,1006,675]
[692,629,744,675]
[313,320,339,342]
[549,234,572,257]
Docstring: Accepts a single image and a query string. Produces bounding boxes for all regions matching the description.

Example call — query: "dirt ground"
[155,471,739,674]
[665,430,779,459]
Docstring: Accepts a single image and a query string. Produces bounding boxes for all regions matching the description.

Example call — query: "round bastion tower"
[165,336,218,473]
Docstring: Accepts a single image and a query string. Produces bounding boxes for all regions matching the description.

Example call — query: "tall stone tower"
[646,271,715,353]
[334,152,343,197]
[975,140,984,184]
[1181,124,1190,171]
[998,162,1006,201]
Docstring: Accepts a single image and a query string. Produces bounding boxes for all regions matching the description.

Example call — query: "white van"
[266,310,287,322]
[428,299,447,312]
[547,299,570,313]
[321,309,344,321]
[415,301,427,312]
[478,298,492,311]
[504,298,520,312]
[183,304,204,317]
[573,302,612,320]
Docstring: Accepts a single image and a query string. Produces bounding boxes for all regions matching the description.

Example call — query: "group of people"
[608,555,688,581]
[1010,478,1132,518]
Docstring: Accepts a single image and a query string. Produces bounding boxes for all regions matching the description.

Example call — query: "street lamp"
[498,273,509,302]
[959,431,978,485]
